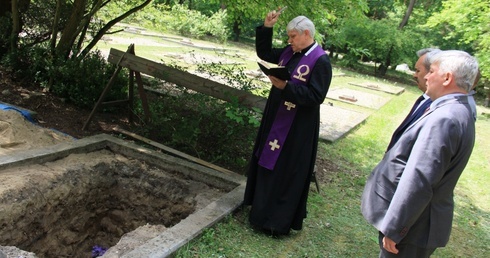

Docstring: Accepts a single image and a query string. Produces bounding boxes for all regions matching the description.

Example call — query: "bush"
[49,51,128,109]
[112,4,230,44]
[133,89,257,173]
[130,61,261,173]
[165,5,230,42]
[1,45,128,109]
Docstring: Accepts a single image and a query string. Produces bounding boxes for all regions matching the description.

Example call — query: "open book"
[257,61,290,81]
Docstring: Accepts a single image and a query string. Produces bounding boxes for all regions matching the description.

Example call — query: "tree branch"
[80,0,153,58]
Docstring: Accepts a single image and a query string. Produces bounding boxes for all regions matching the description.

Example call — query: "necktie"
[386,95,428,151]
[408,95,425,117]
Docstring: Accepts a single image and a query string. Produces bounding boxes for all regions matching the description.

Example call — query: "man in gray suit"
[361,50,479,257]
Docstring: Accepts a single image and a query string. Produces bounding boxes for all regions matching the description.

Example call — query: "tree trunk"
[74,0,104,55]
[399,0,416,29]
[10,0,20,52]
[5,0,29,53]
[232,19,241,42]
[378,45,393,77]
[56,0,87,59]
[79,0,153,58]
[50,0,62,54]
[486,91,490,107]
[377,0,415,76]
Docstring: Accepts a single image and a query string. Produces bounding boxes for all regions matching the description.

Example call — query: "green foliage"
[284,0,369,47]
[425,0,490,81]
[134,88,257,172]
[49,52,128,109]
[128,57,261,172]
[334,17,425,70]
[207,0,267,38]
[189,0,222,17]
[195,60,262,127]
[0,45,51,83]
[108,4,231,43]
[16,1,66,46]
[1,45,128,109]
[168,4,230,42]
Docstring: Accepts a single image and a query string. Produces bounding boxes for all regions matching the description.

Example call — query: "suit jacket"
[386,95,432,151]
[361,94,475,248]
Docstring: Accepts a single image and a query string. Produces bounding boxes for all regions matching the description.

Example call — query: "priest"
[243,11,332,235]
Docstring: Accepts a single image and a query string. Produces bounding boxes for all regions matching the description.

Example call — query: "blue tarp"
[0,103,35,123]
[1,103,76,139]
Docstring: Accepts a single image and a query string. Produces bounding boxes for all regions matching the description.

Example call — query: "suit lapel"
[404,95,469,132]
[386,96,430,151]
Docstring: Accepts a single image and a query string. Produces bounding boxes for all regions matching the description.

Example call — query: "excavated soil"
[0,147,224,257]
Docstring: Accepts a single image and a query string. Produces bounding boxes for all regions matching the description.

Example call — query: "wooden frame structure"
[83,44,267,130]
[83,44,151,130]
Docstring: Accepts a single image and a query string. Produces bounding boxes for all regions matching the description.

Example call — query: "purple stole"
[258,43,325,170]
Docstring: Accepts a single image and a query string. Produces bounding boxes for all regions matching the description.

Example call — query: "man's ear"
[443,72,453,86]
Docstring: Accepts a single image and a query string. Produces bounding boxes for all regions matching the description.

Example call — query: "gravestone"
[348,82,405,95]
[318,104,370,142]
[326,88,391,109]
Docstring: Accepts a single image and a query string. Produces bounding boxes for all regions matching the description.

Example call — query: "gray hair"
[430,50,479,92]
[417,48,441,71]
[287,16,315,38]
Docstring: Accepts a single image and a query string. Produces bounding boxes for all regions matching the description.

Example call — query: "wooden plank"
[113,126,235,175]
[108,48,266,111]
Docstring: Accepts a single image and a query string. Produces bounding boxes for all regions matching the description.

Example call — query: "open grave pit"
[0,134,245,257]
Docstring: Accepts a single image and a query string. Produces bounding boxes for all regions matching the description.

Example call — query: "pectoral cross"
[269,139,280,151]
[284,101,296,111]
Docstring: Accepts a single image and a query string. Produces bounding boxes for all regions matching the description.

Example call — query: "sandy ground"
[0,109,74,156]
[0,111,49,258]
[1,109,82,258]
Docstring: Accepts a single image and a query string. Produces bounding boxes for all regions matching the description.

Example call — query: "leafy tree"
[366,0,396,19]
[283,1,369,48]
[0,0,156,107]
[208,0,268,41]
[0,0,30,55]
[398,0,416,29]
[335,17,425,75]
[425,0,490,82]
[3,0,153,60]
[345,0,448,76]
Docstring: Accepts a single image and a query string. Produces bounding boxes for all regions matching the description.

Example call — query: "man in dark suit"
[386,48,440,151]
[361,50,479,257]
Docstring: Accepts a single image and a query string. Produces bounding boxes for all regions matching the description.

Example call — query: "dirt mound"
[0,109,74,155]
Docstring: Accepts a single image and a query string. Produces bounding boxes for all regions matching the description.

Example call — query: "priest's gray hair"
[287,16,315,38]
[430,50,479,92]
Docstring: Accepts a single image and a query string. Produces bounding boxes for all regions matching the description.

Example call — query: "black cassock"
[243,25,332,234]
